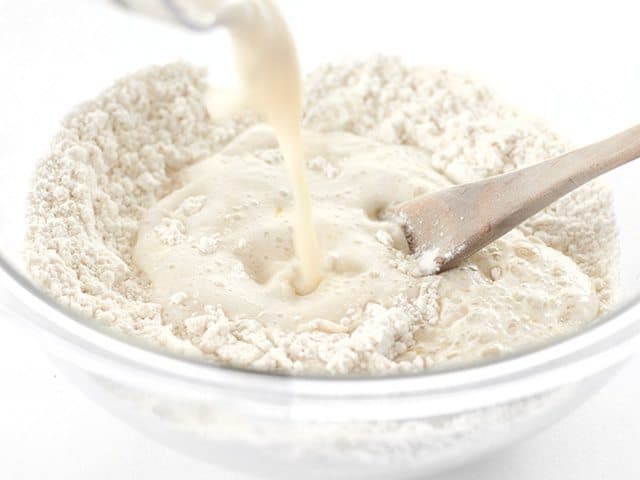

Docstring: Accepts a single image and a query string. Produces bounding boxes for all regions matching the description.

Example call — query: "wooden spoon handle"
[483,124,640,233]
[533,124,640,200]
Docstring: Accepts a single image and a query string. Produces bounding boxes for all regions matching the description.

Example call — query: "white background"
[1,0,640,478]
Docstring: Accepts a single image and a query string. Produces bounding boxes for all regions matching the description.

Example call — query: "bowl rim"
[3,250,640,411]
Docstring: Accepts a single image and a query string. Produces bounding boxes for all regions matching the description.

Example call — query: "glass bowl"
[1,1,639,478]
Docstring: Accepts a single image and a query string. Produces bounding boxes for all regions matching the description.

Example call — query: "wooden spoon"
[388,125,640,274]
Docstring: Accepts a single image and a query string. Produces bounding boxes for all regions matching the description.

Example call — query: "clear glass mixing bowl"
[1,1,640,478]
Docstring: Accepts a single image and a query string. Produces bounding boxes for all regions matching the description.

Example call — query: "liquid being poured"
[207,0,322,294]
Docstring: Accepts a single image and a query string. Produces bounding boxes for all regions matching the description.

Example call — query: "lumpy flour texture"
[25,57,618,375]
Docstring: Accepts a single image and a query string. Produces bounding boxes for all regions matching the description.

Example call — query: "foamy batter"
[134,123,600,357]
[135,128,413,330]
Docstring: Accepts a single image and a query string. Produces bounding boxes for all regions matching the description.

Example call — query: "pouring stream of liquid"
[208,0,322,294]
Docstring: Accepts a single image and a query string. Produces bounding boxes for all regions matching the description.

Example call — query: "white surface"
[1,0,640,478]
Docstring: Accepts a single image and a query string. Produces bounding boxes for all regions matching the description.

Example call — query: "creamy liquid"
[134,129,428,330]
[208,0,321,294]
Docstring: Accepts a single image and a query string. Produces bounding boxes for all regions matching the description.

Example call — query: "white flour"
[25,57,618,375]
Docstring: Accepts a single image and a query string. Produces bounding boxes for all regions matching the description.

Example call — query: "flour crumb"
[490,267,502,281]
[236,238,248,250]
[375,230,394,248]
[231,261,249,279]
[170,292,188,305]
[176,195,207,217]
[155,218,187,246]
[416,247,442,276]
[308,155,339,179]
[197,234,220,254]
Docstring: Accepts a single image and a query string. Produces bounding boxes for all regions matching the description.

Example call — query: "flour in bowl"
[25,57,618,375]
